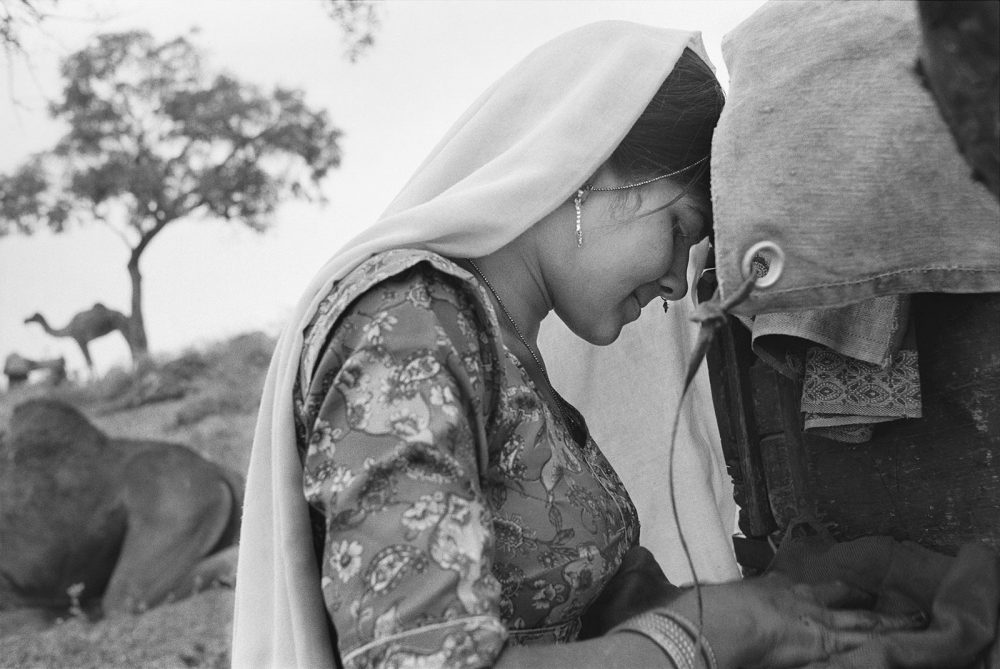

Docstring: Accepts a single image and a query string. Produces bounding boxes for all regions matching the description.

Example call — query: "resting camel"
[0,399,243,620]
[24,303,132,369]
[3,353,66,388]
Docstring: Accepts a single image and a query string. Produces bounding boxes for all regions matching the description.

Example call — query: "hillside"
[0,332,275,669]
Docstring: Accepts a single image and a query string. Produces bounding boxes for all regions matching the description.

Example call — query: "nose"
[659,246,690,301]
[659,275,688,302]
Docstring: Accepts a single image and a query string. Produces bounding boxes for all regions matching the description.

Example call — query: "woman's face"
[547,178,707,346]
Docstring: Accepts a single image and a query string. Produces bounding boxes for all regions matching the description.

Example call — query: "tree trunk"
[127,251,150,361]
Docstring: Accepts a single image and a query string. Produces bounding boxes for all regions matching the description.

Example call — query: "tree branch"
[130,214,171,263]
[91,204,133,248]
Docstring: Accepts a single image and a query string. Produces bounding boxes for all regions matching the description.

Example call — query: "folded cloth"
[712,0,1000,315]
[753,296,909,372]
[749,296,922,443]
[769,528,1000,668]
[801,343,921,443]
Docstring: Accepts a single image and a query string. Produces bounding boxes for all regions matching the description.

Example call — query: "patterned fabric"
[293,249,640,668]
[802,347,922,443]
[745,296,922,444]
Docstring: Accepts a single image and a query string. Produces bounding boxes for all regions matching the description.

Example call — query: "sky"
[0,0,767,379]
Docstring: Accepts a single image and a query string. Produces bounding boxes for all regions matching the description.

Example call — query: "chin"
[584,324,623,347]
[558,310,623,346]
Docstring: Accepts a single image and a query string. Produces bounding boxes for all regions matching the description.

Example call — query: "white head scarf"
[232,21,711,668]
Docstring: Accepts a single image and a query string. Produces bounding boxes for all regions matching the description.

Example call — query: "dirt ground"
[0,590,234,669]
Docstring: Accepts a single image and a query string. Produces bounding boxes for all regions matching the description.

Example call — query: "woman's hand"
[580,546,926,666]
[666,573,927,668]
[579,546,679,638]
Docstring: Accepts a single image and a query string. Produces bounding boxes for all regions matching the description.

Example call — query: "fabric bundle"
[771,528,1000,668]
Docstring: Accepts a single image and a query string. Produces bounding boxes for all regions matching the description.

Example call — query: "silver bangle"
[657,609,719,669]
[613,611,697,669]
[612,610,718,669]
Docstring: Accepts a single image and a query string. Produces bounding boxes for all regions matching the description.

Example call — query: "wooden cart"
[702,282,1000,573]
[704,0,1000,573]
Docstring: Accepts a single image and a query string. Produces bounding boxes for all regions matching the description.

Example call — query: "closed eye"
[672,212,704,241]
[633,190,687,222]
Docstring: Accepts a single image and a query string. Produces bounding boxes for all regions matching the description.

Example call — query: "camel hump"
[9,399,106,454]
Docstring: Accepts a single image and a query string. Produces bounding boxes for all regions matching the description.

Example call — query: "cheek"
[632,233,677,283]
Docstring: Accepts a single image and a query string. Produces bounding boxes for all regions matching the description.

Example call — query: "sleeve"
[297,266,508,669]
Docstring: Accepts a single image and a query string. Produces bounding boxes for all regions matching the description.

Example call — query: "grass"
[0,331,276,668]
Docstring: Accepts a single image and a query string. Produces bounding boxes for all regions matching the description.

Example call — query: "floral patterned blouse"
[294,249,640,668]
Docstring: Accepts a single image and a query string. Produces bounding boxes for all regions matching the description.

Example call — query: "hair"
[607,47,725,212]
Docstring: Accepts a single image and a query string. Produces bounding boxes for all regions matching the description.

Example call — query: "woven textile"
[749,295,921,443]
[801,347,921,443]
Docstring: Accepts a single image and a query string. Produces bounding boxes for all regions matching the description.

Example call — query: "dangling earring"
[574,188,587,247]
[661,297,670,314]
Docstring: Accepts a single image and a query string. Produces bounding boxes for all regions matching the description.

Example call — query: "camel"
[3,353,66,388]
[24,303,132,369]
[0,399,243,620]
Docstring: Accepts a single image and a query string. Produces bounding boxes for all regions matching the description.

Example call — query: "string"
[666,272,757,664]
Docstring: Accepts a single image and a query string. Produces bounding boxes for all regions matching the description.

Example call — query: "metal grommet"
[741,241,785,289]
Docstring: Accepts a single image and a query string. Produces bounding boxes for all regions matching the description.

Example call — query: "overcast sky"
[0,0,766,378]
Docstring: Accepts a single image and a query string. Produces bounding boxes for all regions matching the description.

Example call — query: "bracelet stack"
[612,609,719,669]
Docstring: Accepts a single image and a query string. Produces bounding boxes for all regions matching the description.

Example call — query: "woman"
[232,22,919,668]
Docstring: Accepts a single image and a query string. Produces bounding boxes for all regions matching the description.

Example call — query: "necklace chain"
[587,156,708,192]
[466,259,576,430]
[466,259,548,375]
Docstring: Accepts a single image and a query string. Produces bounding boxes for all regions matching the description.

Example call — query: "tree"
[322,0,383,63]
[0,30,342,359]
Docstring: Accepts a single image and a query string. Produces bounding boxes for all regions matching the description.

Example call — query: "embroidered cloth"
[748,296,922,443]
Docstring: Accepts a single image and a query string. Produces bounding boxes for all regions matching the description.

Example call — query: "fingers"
[820,608,928,632]
[822,628,878,655]
[761,589,930,667]
[792,609,930,666]
[801,580,875,609]
[789,580,930,633]
[737,576,931,668]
